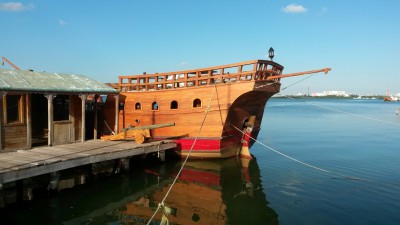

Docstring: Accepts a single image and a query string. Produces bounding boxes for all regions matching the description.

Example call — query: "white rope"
[281,74,316,91]
[146,84,216,225]
[282,95,400,127]
[230,124,367,181]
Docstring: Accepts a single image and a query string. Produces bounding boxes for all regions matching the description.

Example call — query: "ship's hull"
[103,80,280,158]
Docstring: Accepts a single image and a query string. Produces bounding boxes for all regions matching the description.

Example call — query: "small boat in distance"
[103,51,331,159]
[384,88,399,101]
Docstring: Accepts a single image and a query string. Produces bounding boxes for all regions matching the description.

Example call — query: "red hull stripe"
[175,139,221,151]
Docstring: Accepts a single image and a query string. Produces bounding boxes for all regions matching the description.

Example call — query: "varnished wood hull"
[103,80,280,158]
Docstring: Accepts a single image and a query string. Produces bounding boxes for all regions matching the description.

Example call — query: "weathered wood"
[26,94,32,149]
[70,94,76,141]
[80,95,87,142]
[267,68,331,80]
[53,121,72,144]
[46,94,55,146]
[114,95,119,133]
[0,93,3,151]
[3,124,27,149]
[94,95,98,139]
[0,140,176,184]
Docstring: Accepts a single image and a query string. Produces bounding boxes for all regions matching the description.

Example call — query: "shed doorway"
[31,94,48,147]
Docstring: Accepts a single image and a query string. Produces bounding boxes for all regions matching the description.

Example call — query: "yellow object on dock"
[101,122,175,144]
[101,129,150,144]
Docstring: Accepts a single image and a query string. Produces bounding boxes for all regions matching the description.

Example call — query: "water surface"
[1,98,400,225]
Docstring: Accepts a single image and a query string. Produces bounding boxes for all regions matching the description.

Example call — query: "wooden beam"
[46,94,56,146]
[114,95,119,134]
[0,92,4,151]
[80,95,87,142]
[26,94,32,149]
[267,68,331,80]
[1,56,21,71]
[94,95,98,140]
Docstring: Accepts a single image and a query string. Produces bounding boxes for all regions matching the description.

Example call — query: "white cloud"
[179,61,188,66]
[59,20,67,26]
[282,4,307,13]
[0,2,35,12]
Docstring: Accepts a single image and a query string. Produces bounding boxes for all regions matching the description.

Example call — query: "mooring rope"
[280,95,400,127]
[146,84,216,225]
[280,73,316,91]
[230,124,367,181]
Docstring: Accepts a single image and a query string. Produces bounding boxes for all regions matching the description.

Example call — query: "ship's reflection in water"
[115,157,278,225]
[0,156,278,225]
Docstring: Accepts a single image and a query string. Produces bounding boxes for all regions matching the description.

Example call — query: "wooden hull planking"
[103,80,280,158]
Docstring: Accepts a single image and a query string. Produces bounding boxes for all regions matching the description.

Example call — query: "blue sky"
[1,1,399,95]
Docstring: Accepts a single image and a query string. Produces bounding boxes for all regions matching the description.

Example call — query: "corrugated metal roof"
[0,69,118,94]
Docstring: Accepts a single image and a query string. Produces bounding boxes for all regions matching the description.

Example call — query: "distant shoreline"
[273,95,385,100]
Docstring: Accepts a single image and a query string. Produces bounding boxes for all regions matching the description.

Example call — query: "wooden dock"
[0,140,177,185]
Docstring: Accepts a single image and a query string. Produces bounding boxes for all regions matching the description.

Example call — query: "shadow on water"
[0,155,278,225]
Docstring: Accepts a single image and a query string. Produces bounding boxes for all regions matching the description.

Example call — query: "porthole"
[170,100,178,109]
[135,102,141,110]
[193,98,201,108]
[152,102,159,110]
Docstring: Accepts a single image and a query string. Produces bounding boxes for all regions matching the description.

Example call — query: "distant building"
[311,91,349,97]
[323,91,346,96]
[311,92,325,97]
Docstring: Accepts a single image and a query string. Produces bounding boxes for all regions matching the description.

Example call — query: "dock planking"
[0,140,177,184]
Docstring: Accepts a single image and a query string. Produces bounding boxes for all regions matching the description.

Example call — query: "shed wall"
[3,124,27,149]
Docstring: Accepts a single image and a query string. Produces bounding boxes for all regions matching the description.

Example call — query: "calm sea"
[1,98,400,225]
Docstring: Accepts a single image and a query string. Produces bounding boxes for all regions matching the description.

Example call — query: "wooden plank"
[30,148,90,161]
[0,160,19,171]
[0,140,176,184]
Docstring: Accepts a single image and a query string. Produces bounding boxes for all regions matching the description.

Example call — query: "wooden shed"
[0,68,119,151]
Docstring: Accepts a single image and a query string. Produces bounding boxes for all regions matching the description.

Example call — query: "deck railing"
[118,60,283,92]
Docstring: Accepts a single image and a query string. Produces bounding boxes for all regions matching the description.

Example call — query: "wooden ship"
[103,49,331,158]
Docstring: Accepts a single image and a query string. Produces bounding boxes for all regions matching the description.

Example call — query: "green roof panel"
[0,69,118,94]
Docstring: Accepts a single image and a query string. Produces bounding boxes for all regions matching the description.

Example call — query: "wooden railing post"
[46,94,56,146]
[114,95,119,134]
[79,94,87,142]
[26,94,32,149]
[0,92,5,151]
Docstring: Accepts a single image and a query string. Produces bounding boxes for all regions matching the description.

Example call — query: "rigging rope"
[146,84,217,225]
[278,72,400,127]
[281,74,316,91]
[230,124,367,181]
[280,95,400,127]
[244,70,399,181]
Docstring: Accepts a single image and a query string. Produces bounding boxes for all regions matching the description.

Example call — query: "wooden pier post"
[159,150,166,162]
[46,94,56,146]
[114,95,119,134]
[0,92,4,151]
[94,95,98,140]
[26,94,32,149]
[80,95,87,142]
